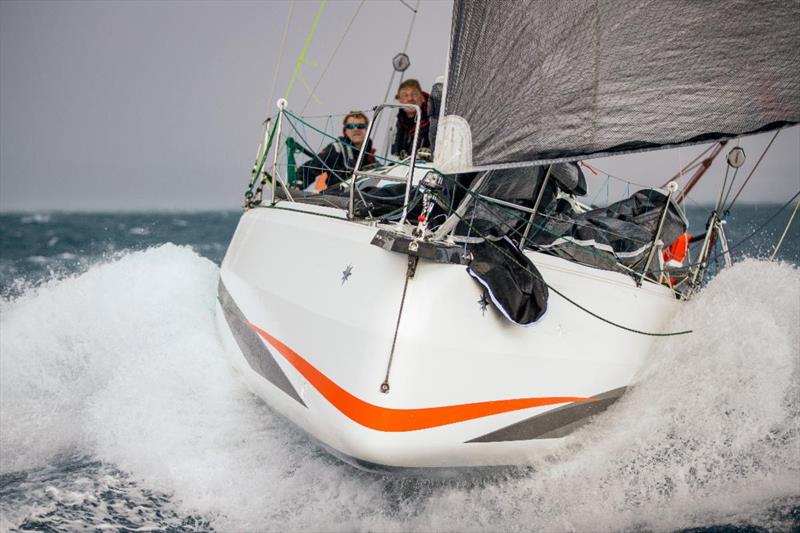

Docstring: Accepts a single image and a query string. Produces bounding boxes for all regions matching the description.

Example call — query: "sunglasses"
[345,123,367,130]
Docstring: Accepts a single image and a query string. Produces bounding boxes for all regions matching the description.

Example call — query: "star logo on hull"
[478,292,489,316]
[341,264,353,285]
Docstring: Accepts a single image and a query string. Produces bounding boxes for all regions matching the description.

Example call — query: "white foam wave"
[20,214,51,224]
[411,259,800,532]
[1,252,797,531]
[0,245,221,474]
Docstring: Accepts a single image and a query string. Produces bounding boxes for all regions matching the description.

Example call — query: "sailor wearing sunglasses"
[297,111,376,192]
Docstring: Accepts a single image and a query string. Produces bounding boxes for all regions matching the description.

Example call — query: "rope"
[283,114,375,211]
[284,115,347,185]
[285,109,421,168]
[450,174,663,259]
[583,164,669,191]
[588,143,716,198]
[281,111,790,286]
[284,0,328,100]
[300,0,366,114]
[267,0,295,114]
[270,117,791,334]
[438,189,692,337]
[247,117,279,191]
[278,123,682,293]
[293,111,352,119]
[660,143,716,189]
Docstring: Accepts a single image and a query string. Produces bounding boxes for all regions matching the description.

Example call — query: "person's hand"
[314,172,329,192]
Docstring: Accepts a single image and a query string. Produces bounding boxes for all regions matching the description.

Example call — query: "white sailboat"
[216,0,799,471]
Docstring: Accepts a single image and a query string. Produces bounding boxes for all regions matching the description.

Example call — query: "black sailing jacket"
[297,137,376,189]
[391,92,431,158]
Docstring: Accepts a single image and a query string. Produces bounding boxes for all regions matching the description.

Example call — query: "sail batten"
[435,0,800,173]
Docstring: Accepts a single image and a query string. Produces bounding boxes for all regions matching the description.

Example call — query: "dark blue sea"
[0,206,798,532]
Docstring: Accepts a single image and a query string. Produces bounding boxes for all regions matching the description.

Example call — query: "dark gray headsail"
[435,0,800,173]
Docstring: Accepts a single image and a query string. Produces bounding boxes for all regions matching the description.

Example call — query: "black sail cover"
[434,0,800,173]
[467,236,549,325]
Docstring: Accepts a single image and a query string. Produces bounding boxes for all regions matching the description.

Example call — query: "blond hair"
[342,111,369,127]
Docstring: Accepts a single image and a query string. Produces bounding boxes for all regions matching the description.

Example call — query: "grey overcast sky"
[0,0,798,211]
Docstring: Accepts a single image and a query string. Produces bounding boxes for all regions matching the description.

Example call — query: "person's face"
[397,86,423,116]
[344,116,368,146]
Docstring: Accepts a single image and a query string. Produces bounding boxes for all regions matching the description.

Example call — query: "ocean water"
[0,206,798,532]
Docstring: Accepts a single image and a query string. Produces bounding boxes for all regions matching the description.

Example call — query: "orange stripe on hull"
[248,323,591,432]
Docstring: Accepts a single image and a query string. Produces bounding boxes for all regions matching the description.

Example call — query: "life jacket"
[663,232,690,268]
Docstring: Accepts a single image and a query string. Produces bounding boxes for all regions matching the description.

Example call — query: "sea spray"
[0,245,221,474]
[1,248,798,531]
[412,259,800,532]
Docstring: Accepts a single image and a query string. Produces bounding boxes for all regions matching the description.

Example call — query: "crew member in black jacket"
[297,111,376,192]
[391,79,430,158]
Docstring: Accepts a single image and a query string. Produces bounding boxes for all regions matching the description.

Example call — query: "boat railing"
[637,181,678,287]
[439,174,689,291]
[349,103,423,224]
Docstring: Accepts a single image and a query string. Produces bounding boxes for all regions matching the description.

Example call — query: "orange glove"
[314,172,329,192]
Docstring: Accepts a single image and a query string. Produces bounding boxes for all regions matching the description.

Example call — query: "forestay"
[435,0,800,173]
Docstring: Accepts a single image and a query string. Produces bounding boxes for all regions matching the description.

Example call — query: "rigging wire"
[282,111,766,278]
[400,0,420,55]
[398,0,418,13]
[724,129,781,213]
[377,0,420,155]
[300,0,366,114]
[270,112,791,335]
[436,190,693,337]
[583,164,673,191]
[647,190,800,274]
[284,109,426,168]
[715,158,732,212]
[716,190,800,261]
[267,0,295,116]
[771,198,800,260]
[284,111,670,255]
[718,138,741,210]
[283,115,375,211]
[586,142,716,194]
[277,116,791,332]
[292,112,352,119]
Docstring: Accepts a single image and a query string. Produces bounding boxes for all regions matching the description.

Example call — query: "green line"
[284,110,429,168]
[284,0,327,101]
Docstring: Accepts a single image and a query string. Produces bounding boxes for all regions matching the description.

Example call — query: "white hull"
[217,202,681,470]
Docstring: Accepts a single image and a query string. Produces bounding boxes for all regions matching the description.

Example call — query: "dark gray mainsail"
[434,0,800,173]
